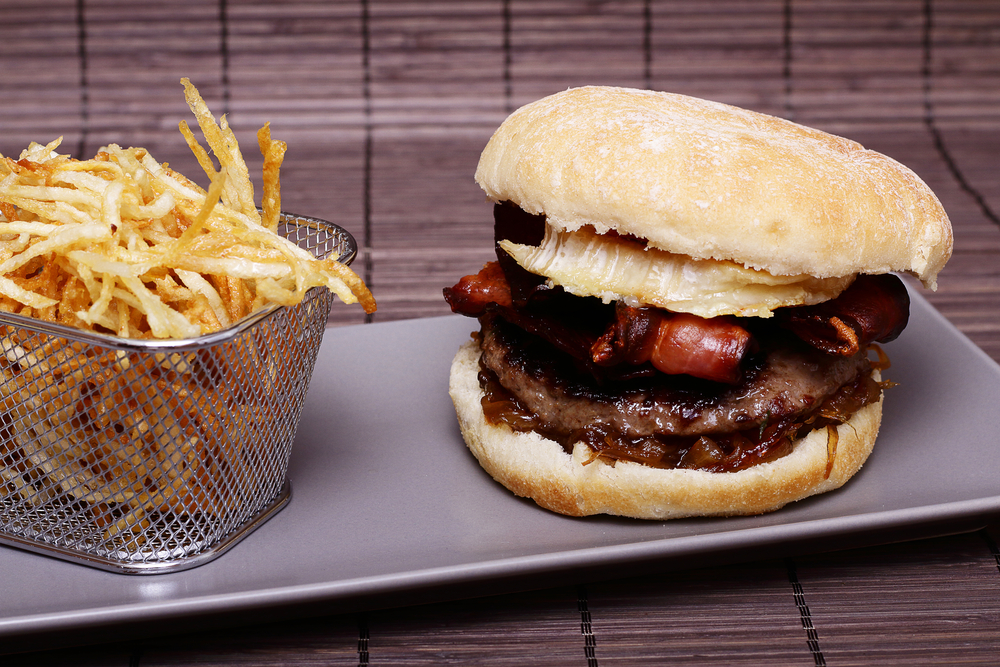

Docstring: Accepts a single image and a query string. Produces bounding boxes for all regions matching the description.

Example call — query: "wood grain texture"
[1,0,999,664]
[793,533,1000,666]
[586,562,817,665]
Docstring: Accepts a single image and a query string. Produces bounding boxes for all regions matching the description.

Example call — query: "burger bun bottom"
[449,338,881,519]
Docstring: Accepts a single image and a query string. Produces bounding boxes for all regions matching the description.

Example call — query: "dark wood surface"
[2,0,1000,664]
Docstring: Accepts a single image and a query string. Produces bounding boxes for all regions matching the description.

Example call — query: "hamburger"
[444,86,953,519]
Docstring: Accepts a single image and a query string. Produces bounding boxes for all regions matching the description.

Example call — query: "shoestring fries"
[0,77,375,339]
[0,80,371,557]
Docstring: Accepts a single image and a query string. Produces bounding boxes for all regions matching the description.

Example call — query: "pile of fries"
[0,78,374,338]
[0,79,372,559]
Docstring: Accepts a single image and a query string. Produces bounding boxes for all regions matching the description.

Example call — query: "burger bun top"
[475,86,953,288]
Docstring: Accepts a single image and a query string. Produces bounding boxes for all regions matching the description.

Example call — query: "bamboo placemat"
[2,0,999,664]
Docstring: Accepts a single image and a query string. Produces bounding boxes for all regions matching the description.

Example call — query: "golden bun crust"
[475,86,952,289]
[449,339,880,519]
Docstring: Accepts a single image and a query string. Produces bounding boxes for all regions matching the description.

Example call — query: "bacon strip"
[777,273,910,356]
[591,304,753,384]
[444,261,606,365]
[647,313,754,384]
[445,263,755,383]
[590,304,660,366]
[443,259,909,384]
[443,261,512,315]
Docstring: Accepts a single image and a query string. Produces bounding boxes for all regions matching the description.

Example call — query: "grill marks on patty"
[479,314,873,440]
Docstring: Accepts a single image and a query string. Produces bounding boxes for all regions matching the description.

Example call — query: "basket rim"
[0,212,357,352]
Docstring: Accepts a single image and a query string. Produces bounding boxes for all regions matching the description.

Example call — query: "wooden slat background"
[2,0,1000,664]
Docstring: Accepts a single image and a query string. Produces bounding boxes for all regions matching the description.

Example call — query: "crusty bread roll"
[475,86,952,288]
[450,339,881,519]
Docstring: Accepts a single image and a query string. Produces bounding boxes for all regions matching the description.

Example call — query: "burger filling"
[444,202,909,473]
[499,224,853,318]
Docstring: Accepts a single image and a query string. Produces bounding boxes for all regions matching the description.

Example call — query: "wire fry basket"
[0,213,356,574]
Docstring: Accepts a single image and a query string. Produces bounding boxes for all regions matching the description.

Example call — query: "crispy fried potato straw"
[257,123,287,234]
[0,77,375,340]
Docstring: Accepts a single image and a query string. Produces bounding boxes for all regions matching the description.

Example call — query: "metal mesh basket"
[0,213,356,574]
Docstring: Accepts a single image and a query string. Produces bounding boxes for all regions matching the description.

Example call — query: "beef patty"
[479,315,873,440]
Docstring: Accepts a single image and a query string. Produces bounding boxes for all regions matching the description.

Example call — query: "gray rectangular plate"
[2,286,999,644]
